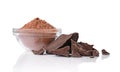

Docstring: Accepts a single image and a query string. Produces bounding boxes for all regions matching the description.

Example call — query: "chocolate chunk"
[102,49,110,55]
[78,41,99,57]
[71,32,79,42]
[77,44,90,56]
[86,50,93,56]
[78,42,94,50]
[78,42,99,57]
[32,48,44,55]
[71,39,92,57]
[45,33,79,54]
[92,49,99,56]
[71,39,81,57]
[51,46,70,57]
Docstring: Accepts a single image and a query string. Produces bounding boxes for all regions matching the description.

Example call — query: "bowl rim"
[13,28,61,33]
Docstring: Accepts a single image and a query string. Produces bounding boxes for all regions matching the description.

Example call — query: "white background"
[0,0,120,72]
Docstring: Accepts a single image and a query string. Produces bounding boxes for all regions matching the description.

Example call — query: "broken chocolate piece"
[71,39,81,57]
[71,39,92,57]
[71,41,99,57]
[78,42,94,50]
[45,33,79,54]
[86,50,93,56]
[77,44,91,56]
[32,48,44,55]
[92,49,99,56]
[78,42,99,57]
[71,32,79,42]
[102,49,110,55]
[51,46,70,57]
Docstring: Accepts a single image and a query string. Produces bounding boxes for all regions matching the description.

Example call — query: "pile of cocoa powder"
[19,18,57,51]
[21,18,55,29]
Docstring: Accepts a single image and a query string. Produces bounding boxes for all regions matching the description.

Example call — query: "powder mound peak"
[21,17,55,29]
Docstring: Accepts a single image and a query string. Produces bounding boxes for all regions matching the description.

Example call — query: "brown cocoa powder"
[19,17,57,51]
[21,17,55,29]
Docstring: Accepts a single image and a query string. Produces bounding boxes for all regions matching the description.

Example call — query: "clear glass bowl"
[13,28,61,51]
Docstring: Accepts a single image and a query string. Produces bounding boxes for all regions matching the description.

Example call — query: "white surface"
[0,0,120,72]
[13,52,112,72]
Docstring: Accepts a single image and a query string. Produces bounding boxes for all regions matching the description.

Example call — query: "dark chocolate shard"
[77,44,90,56]
[73,41,99,57]
[92,49,99,56]
[78,42,99,56]
[32,48,44,55]
[51,46,70,57]
[85,50,93,56]
[71,39,92,56]
[88,49,99,58]
[78,42,94,50]
[60,32,79,48]
[102,49,110,55]
[71,32,79,42]
[77,44,92,56]
[71,39,81,57]
[45,33,79,54]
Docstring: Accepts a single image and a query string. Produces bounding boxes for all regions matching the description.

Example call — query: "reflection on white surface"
[13,51,98,72]
[101,55,110,60]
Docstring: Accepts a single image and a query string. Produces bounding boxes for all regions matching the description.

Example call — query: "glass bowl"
[13,28,61,51]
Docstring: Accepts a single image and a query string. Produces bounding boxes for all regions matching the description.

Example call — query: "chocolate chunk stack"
[45,32,99,58]
[32,32,110,58]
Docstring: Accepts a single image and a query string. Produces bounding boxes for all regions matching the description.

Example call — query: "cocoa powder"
[21,18,55,29]
[19,17,57,51]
